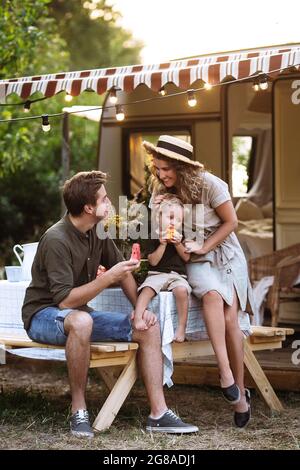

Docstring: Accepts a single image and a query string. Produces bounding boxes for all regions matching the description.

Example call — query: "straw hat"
[143,135,203,168]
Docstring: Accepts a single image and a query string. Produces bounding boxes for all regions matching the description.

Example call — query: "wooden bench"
[0,337,139,432]
[0,325,294,430]
[172,326,294,413]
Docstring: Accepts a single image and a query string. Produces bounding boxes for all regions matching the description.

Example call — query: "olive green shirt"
[22,214,123,330]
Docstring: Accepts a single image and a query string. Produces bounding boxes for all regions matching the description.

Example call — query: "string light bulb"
[23,101,31,113]
[187,89,197,107]
[115,105,125,121]
[259,77,269,90]
[41,114,51,132]
[204,82,212,90]
[109,88,118,104]
[65,93,73,102]
[159,86,166,96]
[252,80,260,92]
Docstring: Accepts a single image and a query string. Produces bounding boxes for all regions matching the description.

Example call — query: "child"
[134,194,191,342]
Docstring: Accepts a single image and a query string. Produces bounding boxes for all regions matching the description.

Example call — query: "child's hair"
[157,194,184,236]
[159,194,184,211]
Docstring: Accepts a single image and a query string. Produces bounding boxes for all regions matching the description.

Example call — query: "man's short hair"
[63,170,107,216]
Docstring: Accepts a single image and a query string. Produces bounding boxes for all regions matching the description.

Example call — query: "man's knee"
[133,322,161,345]
[65,310,93,335]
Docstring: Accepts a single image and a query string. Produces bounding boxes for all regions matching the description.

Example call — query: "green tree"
[0,0,143,267]
[49,0,143,70]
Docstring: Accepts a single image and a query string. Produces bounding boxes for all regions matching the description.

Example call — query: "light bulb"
[116,105,125,121]
[252,82,260,92]
[259,80,269,90]
[109,88,118,104]
[65,93,73,102]
[204,82,212,90]
[187,90,197,107]
[23,101,31,113]
[159,86,166,96]
[41,114,51,132]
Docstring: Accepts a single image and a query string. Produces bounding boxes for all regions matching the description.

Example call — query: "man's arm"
[59,260,139,309]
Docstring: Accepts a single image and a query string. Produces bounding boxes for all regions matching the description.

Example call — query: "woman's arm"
[185,200,238,255]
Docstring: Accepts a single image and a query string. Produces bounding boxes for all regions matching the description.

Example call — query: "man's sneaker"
[70,409,94,438]
[146,409,199,434]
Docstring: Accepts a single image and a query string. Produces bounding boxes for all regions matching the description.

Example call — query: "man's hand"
[133,317,149,331]
[142,309,157,328]
[131,309,157,330]
[105,260,140,284]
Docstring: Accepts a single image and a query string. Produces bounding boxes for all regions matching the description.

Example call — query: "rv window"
[125,131,191,198]
[232,136,254,197]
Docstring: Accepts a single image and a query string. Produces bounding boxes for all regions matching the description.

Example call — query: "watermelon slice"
[166,224,175,240]
[130,243,141,261]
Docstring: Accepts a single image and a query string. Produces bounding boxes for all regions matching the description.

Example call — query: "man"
[22,171,198,438]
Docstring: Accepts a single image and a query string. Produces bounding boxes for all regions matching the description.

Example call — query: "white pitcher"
[13,242,38,281]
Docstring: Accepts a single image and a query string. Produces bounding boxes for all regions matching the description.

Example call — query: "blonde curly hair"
[148,151,206,204]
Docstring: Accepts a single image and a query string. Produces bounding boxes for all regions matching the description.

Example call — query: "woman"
[143,135,254,428]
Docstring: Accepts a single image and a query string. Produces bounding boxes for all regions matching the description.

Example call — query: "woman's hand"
[184,240,207,255]
[154,194,166,205]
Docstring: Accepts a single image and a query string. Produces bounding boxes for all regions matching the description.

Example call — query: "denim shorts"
[27,306,133,346]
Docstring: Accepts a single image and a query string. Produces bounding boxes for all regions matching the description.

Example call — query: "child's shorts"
[137,271,192,295]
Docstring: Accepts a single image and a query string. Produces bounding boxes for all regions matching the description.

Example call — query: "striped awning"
[1,45,300,101]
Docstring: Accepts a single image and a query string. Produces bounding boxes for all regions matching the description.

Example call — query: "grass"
[0,359,300,450]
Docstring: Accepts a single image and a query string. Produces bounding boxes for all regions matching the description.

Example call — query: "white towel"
[252,276,274,325]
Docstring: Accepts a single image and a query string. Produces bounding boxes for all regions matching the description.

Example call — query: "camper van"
[5,43,298,323]
[96,44,300,323]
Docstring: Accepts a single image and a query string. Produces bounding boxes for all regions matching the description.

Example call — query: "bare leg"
[64,311,93,414]
[135,287,156,324]
[224,291,248,413]
[132,323,168,418]
[202,291,234,387]
[172,286,189,342]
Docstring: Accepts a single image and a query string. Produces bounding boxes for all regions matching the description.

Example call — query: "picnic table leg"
[93,350,138,431]
[96,366,123,391]
[243,340,283,412]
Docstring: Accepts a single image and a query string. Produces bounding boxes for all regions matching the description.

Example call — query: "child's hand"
[159,236,168,245]
[168,230,182,245]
